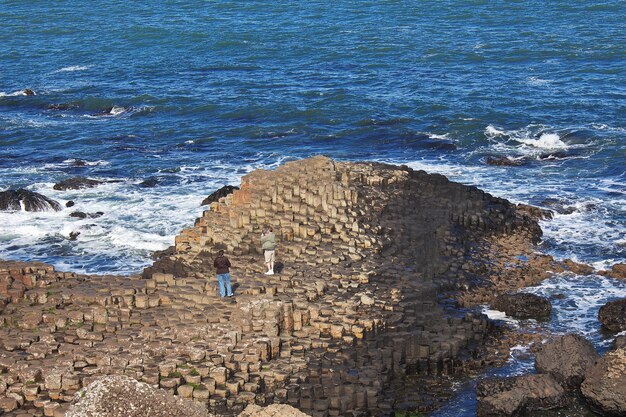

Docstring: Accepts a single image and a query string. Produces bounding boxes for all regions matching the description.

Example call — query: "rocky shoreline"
[1,157,625,416]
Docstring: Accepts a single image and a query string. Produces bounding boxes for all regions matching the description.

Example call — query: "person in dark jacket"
[213,250,233,297]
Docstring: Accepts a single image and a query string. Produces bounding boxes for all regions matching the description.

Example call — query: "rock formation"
[581,347,626,415]
[598,298,626,332]
[0,189,62,212]
[0,157,549,416]
[534,333,599,389]
[476,374,566,416]
[491,293,552,320]
[53,177,103,191]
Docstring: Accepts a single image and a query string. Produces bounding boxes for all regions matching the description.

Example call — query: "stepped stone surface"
[239,404,310,417]
[0,157,551,416]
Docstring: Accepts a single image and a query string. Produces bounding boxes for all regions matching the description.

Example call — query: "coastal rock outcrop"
[535,333,599,389]
[581,348,626,415]
[53,176,103,190]
[613,335,626,350]
[492,293,552,320]
[201,185,239,206]
[65,375,209,417]
[601,263,626,280]
[476,374,566,416]
[598,298,626,332]
[0,189,62,212]
[0,157,545,416]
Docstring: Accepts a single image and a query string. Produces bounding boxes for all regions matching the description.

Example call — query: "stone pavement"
[0,157,545,416]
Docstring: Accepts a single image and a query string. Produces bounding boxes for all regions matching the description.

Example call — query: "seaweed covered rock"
[598,298,626,332]
[0,189,62,212]
[535,333,599,389]
[581,348,626,415]
[65,375,208,417]
[492,293,552,320]
[476,374,566,416]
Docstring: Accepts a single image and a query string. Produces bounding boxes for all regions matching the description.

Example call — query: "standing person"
[261,226,276,275]
[213,250,234,297]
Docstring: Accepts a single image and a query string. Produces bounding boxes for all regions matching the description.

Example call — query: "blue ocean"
[1,1,625,414]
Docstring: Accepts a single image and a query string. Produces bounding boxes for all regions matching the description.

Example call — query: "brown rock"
[492,293,552,320]
[535,333,599,389]
[598,298,626,332]
[581,348,626,415]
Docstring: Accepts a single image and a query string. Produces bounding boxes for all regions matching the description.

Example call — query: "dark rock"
[612,335,626,351]
[70,211,103,219]
[47,103,77,111]
[549,293,566,300]
[139,178,159,188]
[581,348,626,415]
[477,374,567,417]
[201,185,239,206]
[70,211,87,219]
[598,298,626,332]
[485,156,527,166]
[492,293,552,320]
[535,333,599,389]
[0,189,62,212]
[538,151,569,160]
[53,177,103,191]
[516,203,554,220]
[66,200,75,208]
[23,89,36,96]
[68,231,80,241]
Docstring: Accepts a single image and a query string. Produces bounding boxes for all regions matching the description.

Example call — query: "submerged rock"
[598,298,626,332]
[535,333,599,389]
[139,177,159,188]
[0,189,62,212]
[492,293,552,320]
[201,185,239,206]
[53,177,103,191]
[581,348,626,415]
[484,155,527,167]
[23,89,36,96]
[65,375,208,417]
[476,374,567,416]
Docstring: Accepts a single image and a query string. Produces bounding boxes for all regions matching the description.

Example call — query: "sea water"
[1,1,625,414]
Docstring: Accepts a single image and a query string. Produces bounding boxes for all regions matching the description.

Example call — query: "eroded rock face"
[492,293,552,320]
[201,185,239,206]
[598,298,626,332]
[53,176,103,191]
[0,189,62,212]
[613,335,626,350]
[476,374,566,417]
[535,333,599,389]
[581,348,626,415]
[65,375,208,417]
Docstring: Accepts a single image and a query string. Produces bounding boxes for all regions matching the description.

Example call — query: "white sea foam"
[527,76,552,86]
[0,90,29,97]
[517,133,568,150]
[485,125,506,137]
[56,65,90,72]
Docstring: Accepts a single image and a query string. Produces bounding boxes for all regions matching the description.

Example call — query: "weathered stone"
[53,177,103,191]
[0,189,62,212]
[598,298,626,332]
[535,333,599,389]
[581,348,626,415]
[477,374,566,416]
[492,293,552,320]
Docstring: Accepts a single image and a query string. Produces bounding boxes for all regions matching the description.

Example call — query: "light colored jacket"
[261,232,276,251]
